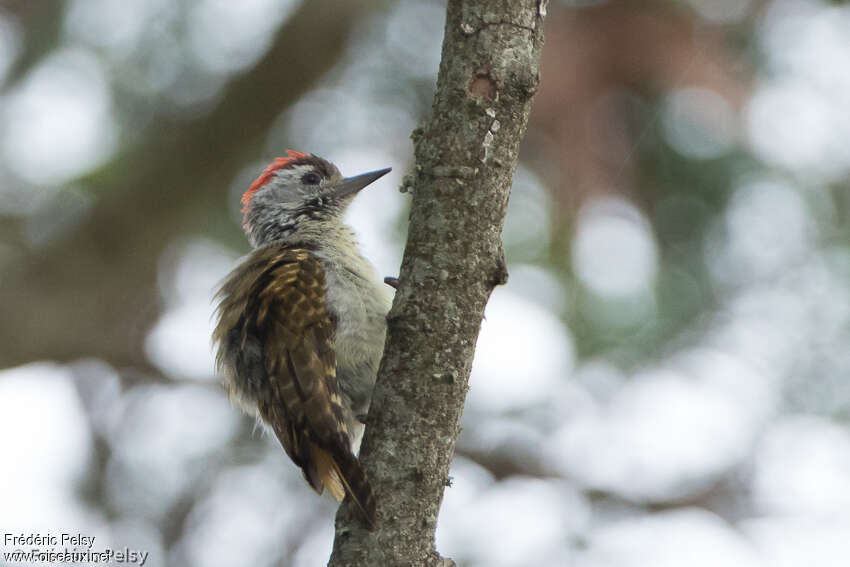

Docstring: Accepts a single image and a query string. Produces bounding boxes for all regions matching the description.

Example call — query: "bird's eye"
[302,172,321,185]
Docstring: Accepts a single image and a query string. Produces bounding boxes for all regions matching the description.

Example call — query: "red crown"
[241,150,308,213]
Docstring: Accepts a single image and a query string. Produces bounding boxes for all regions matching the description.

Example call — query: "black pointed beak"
[328,167,391,199]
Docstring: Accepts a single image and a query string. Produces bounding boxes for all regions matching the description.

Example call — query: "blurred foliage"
[2,0,850,565]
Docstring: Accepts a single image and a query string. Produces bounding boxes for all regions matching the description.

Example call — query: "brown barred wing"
[227,246,375,527]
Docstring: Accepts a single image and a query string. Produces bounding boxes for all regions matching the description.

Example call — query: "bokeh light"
[2,0,850,565]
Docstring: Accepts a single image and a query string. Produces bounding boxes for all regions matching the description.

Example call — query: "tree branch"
[328,1,546,565]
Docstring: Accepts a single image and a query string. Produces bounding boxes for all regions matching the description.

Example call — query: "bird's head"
[240,150,390,247]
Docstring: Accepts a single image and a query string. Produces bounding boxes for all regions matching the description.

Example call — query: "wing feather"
[215,245,375,527]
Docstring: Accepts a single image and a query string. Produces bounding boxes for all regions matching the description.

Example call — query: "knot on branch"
[491,247,509,287]
[468,67,496,100]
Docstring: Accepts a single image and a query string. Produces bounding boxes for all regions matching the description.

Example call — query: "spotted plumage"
[213,152,392,528]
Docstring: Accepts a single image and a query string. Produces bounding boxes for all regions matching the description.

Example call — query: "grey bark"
[328,1,547,565]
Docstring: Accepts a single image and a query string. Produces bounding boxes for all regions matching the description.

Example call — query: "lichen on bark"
[328,1,546,565]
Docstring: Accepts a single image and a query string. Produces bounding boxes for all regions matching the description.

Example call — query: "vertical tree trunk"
[329,1,547,565]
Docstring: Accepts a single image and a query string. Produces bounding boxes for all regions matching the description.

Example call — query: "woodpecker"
[213,150,392,527]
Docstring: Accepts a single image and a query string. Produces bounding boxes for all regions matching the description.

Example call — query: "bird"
[213,150,392,527]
